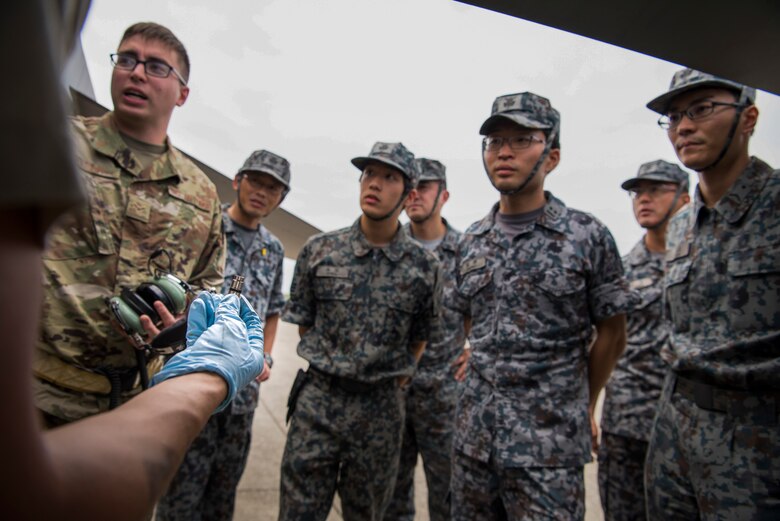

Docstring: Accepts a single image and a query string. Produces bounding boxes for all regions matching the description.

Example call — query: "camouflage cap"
[415,158,446,184]
[237,149,291,191]
[647,68,756,114]
[479,92,560,138]
[351,142,419,184]
[621,159,689,191]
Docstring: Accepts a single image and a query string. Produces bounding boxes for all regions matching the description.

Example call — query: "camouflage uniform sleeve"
[445,240,471,317]
[266,242,286,317]
[186,196,226,291]
[588,223,635,322]
[282,240,315,326]
[408,256,441,344]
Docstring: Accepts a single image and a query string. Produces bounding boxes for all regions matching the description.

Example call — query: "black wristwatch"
[264,352,274,369]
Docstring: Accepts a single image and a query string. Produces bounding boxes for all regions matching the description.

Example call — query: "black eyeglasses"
[242,173,285,195]
[482,135,545,152]
[658,100,743,130]
[110,53,187,86]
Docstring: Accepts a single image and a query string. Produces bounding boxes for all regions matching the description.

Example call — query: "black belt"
[308,367,393,394]
[674,375,779,419]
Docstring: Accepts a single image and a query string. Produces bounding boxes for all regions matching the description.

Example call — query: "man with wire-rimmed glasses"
[599,160,689,521]
[34,22,225,427]
[448,92,634,520]
[645,69,780,519]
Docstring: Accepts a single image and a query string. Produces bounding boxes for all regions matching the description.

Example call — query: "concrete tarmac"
[232,320,604,521]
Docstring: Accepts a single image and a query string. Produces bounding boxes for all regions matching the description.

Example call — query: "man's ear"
[741,105,759,136]
[175,84,190,107]
[544,148,561,174]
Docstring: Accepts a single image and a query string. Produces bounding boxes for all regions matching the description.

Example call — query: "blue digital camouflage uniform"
[384,220,465,521]
[280,219,439,521]
[156,204,285,521]
[449,195,635,520]
[35,112,225,422]
[598,239,667,521]
[645,157,780,519]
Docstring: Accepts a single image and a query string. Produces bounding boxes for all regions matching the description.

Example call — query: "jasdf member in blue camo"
[598,160,689,521]
[384,158,468,521]
[448,92,636,520]
[279,142,440,521]
[645,69,780,519]
[157,150,289,521]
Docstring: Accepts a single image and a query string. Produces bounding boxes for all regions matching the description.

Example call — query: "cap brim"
[351,156,406,176]
[646,79,745,114]
[621,174,682,190]
[238,168,290,190]
[479,113,550,135]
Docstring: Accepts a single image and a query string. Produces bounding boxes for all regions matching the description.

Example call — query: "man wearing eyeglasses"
[645,70,780,518]
[598,160,689,521]
[449,92,635,520]
[34,22,225,426]
[280,142,440,521]
[157,150,289,520]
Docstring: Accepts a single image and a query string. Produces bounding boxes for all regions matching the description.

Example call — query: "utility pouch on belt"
[286,368,309,424]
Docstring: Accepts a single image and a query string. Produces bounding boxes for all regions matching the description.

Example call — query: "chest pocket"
[312,266,353,341]
[632,278,663,312]
[313,266,353,301]
[664,254,693,332]
[727,242,780,331]
[119,184,213,282]
[43,161,117,260]
[531,268,585,298]
[458,267,493,339]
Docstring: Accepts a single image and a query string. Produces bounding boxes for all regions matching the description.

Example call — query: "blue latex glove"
[151,292,265,412]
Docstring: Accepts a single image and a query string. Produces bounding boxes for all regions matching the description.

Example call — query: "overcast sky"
[79,0,780,285]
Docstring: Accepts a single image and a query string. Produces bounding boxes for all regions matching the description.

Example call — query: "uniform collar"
[222,204,268,245]
[403,217,460,253]
[692,156,773,226]
[350,218,410,261]
[470,191,569,245]
[627,238,662,267]
[88,112,183,182]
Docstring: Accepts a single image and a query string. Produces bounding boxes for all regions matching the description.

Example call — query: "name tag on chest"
[316,266,350,278]
[630,277,654,290]
[460,257,486,276]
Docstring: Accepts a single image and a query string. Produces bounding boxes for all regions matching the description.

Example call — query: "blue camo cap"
[480,92,559,133]
[621,160,689,192]
[238,149,291,191]
[415,158,446,184]
[647,68,756,114]
[351,142,419,184]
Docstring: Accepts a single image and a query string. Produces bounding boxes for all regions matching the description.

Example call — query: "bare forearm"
[588,314,627,412]
[43,373,226,520]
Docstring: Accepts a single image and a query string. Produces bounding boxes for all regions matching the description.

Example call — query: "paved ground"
[232,321,605,520]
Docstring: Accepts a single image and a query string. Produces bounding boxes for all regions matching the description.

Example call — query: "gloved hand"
[151,291,265,412]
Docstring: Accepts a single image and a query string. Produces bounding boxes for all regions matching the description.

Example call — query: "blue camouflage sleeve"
[281,240,315,326]
[587,222,637,321]
[408,256,441,344]
[266,242,286,317]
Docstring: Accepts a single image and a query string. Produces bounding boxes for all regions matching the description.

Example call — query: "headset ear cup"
[122,286,160,323]
[153,275,188,315]
[136,283,173,319]
[108,296,145,335]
